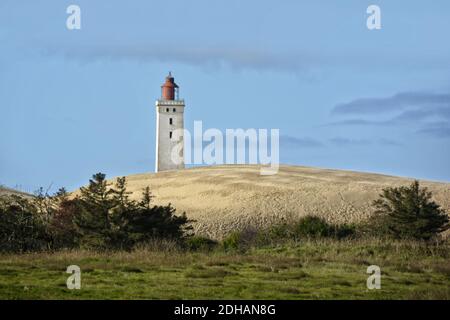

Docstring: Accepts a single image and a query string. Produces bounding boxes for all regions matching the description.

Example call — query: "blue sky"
[1,0,449,192]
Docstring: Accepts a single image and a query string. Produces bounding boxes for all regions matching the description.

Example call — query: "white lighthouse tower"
[155,73,185,172]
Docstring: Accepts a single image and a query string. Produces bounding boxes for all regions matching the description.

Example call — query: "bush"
[185,236,218,251]
[221,231,242,251]
[220,218,356,251]
[123,204,192,246]
[221,227,259,251]
[293,216,331,238]
[333,223,356,239]
[48,197,80,249]
[0,195,49,252]
[372,180,449,240]
[266,223,293,241]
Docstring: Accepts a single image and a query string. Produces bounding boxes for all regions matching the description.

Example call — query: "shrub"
[256,217,356,244]
[123,204,192,246]
[48,197,80,249]
[333,223,356,239]
[293,216,332,238]
[266,223,293,240]
[185,236,218,251]
[257,223,293,245]
[221,231,242,251]
[220,218,356,251]
[221,227,259,251]
[372,180,449,240]
[0,195,49,252]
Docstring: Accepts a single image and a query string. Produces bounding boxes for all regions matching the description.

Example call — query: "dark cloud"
[417,122,450,138]
[329,137,402,147]
[280,135,324,148]
[332,92,450,115]
[326,107,450,127]
[42,42,450,75]
[329,137,371,147]
[327,91,450,141]
[43,45,316,74]
[325,119,377,127]
[392,107,450,122]
[281,135,402,149]
[377,138,403,146]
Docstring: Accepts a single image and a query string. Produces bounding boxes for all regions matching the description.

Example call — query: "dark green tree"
[111,177,133,210]
[140,186,154,210]
[373,180,449,240]
[123,203,192,244]
[74,173,117,248]
[53,187,69,203]
[0,195,48,252]
[109,177,135,248]
[73,174,193,249]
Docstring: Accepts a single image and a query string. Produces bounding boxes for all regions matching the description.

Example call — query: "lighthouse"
[155,73,185,172]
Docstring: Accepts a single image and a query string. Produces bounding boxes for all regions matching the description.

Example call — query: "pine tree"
[111,177,133,209]
[140,186,153,210]
[75,173,116,248]
[373,180,449,240]
[109,177,135,248]
[124,203,192,242]
[53,187,69,203]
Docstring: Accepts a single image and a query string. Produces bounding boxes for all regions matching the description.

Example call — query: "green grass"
[0,238,448,299]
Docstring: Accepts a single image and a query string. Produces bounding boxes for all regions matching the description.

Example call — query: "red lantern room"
[161,72,179,100]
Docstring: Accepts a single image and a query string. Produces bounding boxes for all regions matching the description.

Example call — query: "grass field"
[0,239,449,299]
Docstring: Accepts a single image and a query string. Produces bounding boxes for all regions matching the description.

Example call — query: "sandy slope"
[0,187,31,198]
[107,165,450,239]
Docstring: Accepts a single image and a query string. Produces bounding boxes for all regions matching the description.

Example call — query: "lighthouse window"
[173,108,176,112]
[169,118,173,125]
[169,131,173,139]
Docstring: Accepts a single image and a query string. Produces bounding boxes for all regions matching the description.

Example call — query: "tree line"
[0,173,192,252]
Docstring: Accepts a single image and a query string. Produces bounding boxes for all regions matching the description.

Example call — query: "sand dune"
[0,187,31,198]
[111,165,450,239]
